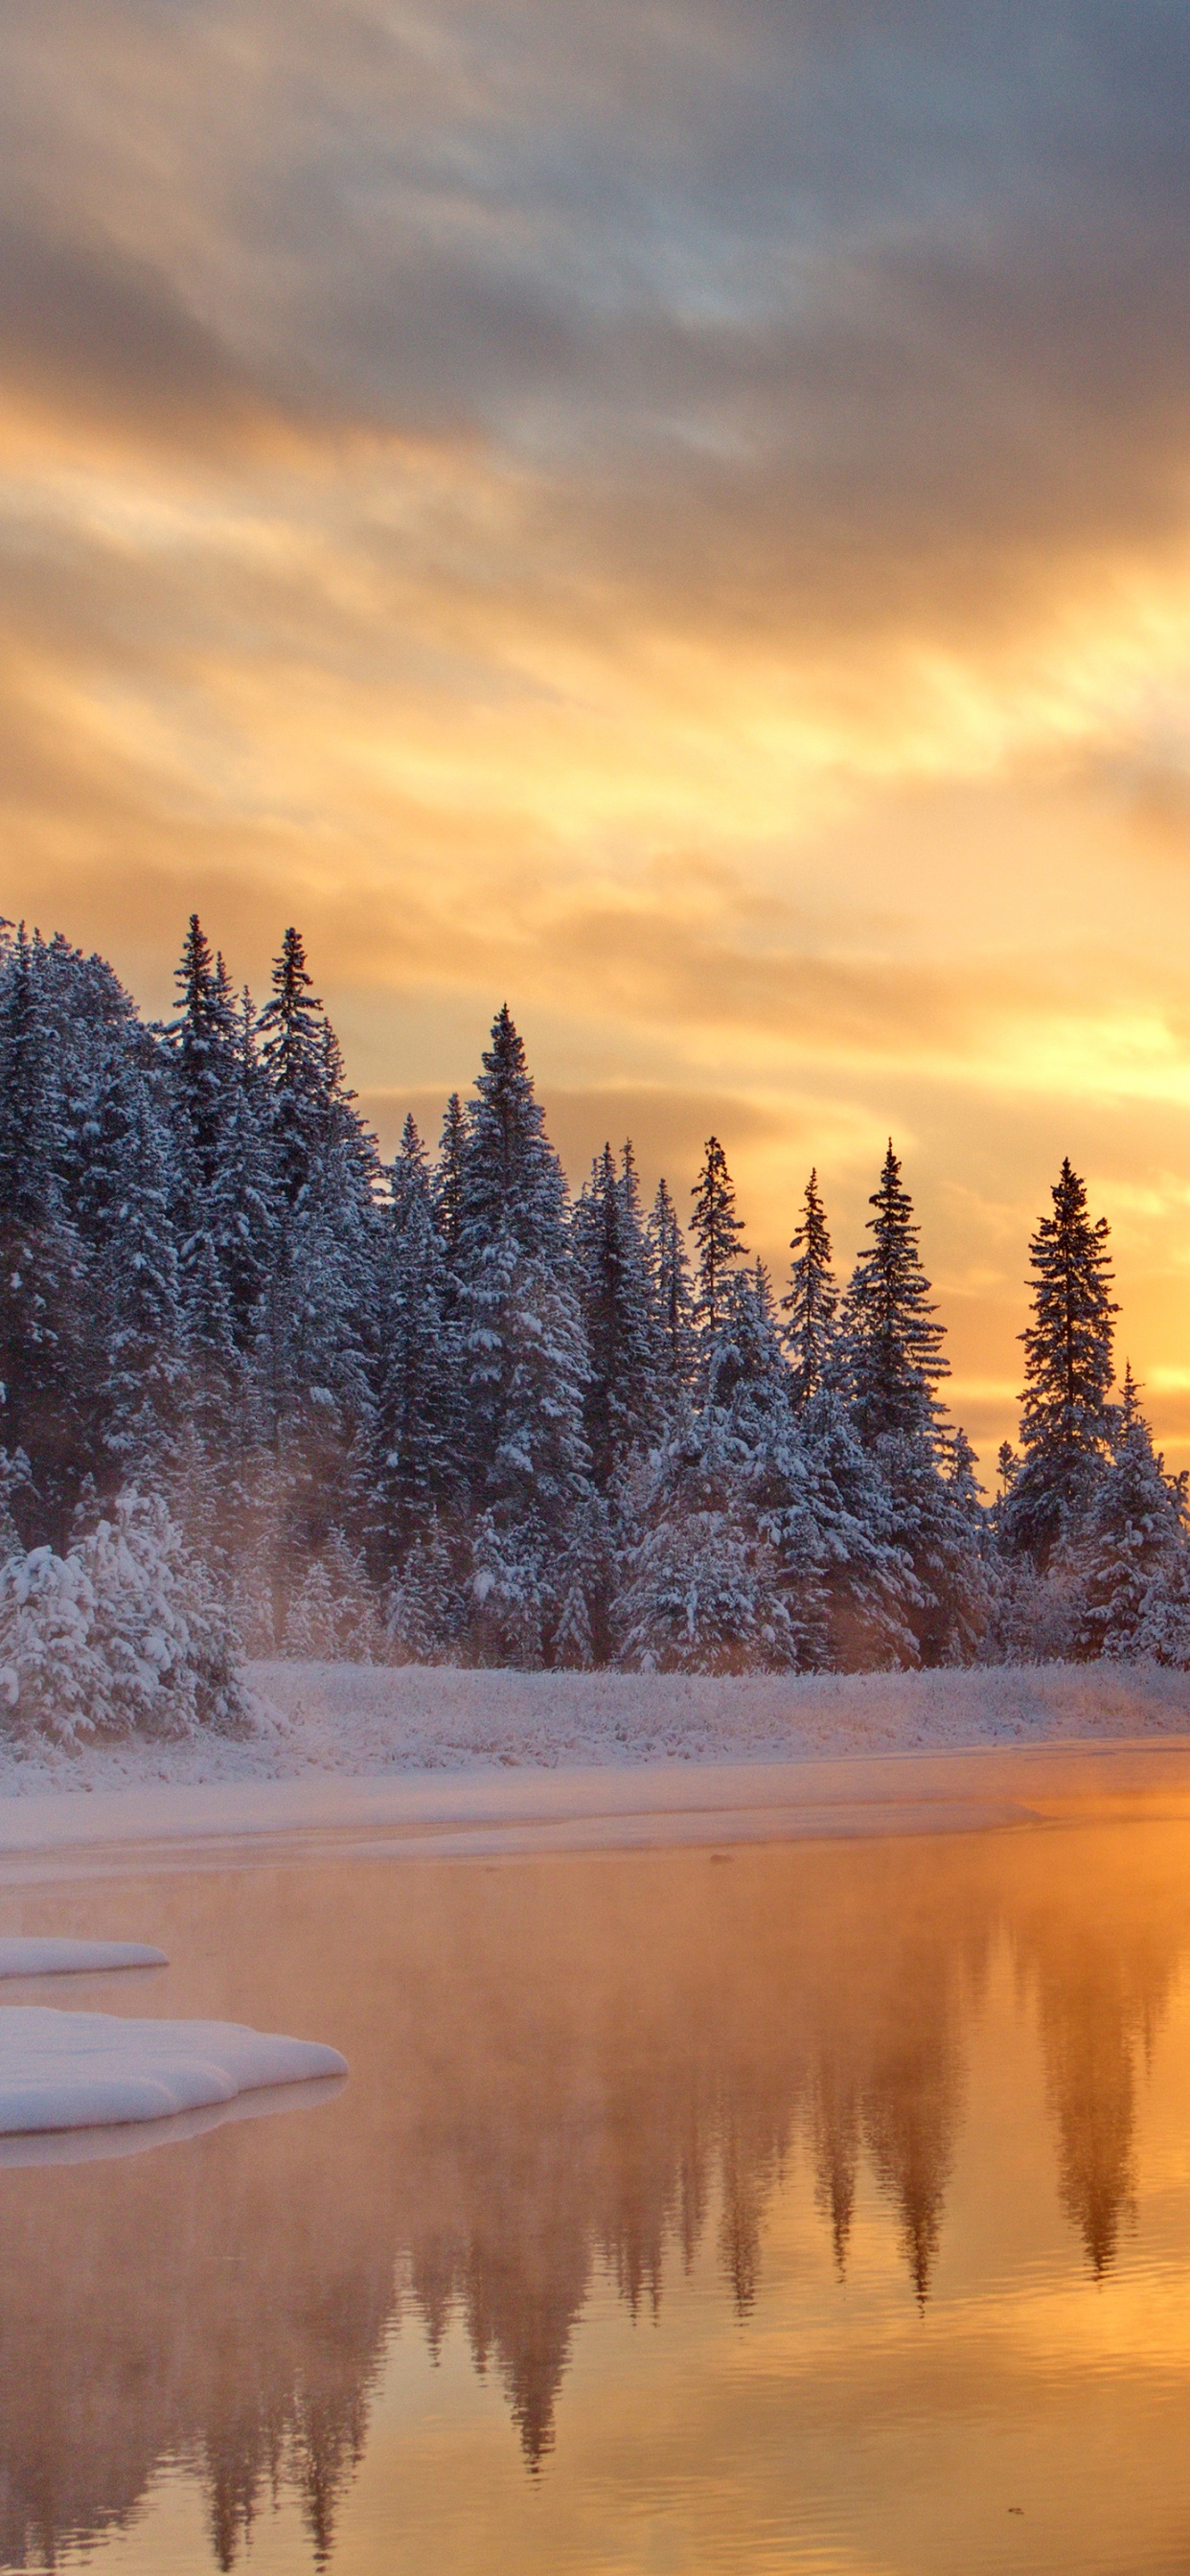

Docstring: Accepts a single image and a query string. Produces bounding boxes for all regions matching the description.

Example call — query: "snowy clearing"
[0,2008,347,2136]
[0,1658,1189,1797]
[0,1938,166,1978]
[0,1664,1184,1873]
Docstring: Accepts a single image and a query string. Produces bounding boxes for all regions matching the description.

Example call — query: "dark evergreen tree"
[257,928,335,1210]
[782,1170,837,1408]
[254,930,379,1616]
[1001,1158,1117,1569]
[572,1142,664,1493]
[839,1146,987,1664]
[454,1008,593,1664]
[648,1179,695,1383]
[690,1138,746,1343]
[370,1116,459,1573]
[840,1143,948,1447]
[167,917,256,1362]
[1064,1367,1189,1660]
[75,1017,183,1479]
[0,927,89,1548]
[434,1092,467,1261]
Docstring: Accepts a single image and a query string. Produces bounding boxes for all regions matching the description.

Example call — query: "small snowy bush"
[0,1490,250,1743]
[283,1530,386,1662]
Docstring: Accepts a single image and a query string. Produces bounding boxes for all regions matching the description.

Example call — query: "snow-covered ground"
[0,1662,1180,1871]
[0,1658,1188,1796]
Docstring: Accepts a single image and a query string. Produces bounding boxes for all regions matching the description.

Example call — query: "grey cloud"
[4,0,1190,620]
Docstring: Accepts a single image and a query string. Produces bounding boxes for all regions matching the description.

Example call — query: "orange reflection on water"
[3,1816,1190,2571]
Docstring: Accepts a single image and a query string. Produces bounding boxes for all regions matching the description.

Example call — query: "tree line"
[0,912,1186,1714]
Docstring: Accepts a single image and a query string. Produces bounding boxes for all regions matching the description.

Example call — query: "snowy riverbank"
[0,1658,1188,1797]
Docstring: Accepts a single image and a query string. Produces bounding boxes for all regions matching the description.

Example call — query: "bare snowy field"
[0,1658,1189,1795]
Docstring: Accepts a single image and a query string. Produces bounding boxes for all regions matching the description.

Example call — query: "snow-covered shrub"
[283,1530,385,1661]
[384,1516,462,1664]
[0,1490,250,1742]
[463,1513,550,1669]
[618,1508,799,1674]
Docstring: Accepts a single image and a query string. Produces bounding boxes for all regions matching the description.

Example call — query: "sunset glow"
[5,2,1190,1469]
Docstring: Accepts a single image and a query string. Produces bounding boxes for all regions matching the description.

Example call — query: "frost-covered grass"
[0,1657,1187,1795]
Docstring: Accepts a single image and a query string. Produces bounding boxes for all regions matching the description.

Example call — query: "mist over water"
[4,1815,1190,2571]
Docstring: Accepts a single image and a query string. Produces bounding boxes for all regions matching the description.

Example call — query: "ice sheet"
[0,2007,348,2135]
[0,1938,167,1977]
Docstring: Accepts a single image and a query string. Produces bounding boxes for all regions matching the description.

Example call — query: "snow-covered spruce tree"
[573,1142,665,1491]
[617,1264,806,1672]
[74,1012,184,1484]
[453,1006,594,1665]
[782,1170,837,1410]
[796,1383,921,1668]
[572,1142,667,1659]
[283,1529,382,1662]
[163,930,279,1616]
[369,1115,460,1583]
[167,919,274,1366]
[0,926,92,1549]
[1061,1368,1190,1663]
[168,916,240,1362]
[690,1137,747,1342]
[647,1177,696,1384]
[1001,1158,1117,1572]
[839,1144,987,1664]
[433,1092,467,1264]
[254,932,379,1620]
[840,1144,948,1445]
[385,1512,462,1662]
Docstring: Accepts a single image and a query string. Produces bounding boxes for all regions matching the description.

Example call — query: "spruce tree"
[1002,1158,1117,1568]
[370,1115,459,1572]
[838,1145,989,1664]
[840,1143,948,1446]
[0,927,89,1548]
[782,1170,837,1408]
[1066,1368,1188,1659]
[76,1020,183,1479]
[648,1178,695,1382]
[572,1141,664,1493]
[434,1092,467,1260]
[254,930,379,1611]
[690,1138,746,1342]
[454,1007,593,1661]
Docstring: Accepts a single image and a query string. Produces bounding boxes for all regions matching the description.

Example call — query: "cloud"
[5,0,1190,1469]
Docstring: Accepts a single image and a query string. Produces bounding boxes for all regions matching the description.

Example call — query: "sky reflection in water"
[3,1815,1190,2572]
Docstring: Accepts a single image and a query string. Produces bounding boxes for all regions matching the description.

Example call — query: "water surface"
[3,1803,1190,2571]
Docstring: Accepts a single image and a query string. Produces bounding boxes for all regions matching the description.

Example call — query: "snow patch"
[0,2009,348,2135]
[0,1939,167,1978]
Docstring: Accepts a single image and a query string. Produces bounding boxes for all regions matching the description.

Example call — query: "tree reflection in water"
[0,1816,1185,2567]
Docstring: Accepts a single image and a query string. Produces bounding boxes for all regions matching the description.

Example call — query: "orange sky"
[3,1,1190,1477]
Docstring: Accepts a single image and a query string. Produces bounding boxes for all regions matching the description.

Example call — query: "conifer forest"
[1,913,1188,1735]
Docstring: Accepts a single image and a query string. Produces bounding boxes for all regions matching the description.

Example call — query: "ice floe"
[0,2007,347,2135]
[0,1938,167,1978]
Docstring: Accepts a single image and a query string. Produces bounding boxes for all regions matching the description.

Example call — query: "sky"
[4,0,1190,1476]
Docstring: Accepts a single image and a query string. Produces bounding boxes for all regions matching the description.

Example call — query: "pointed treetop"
[783,1167,837,1408]
[459,1003,567,1262]
[434,1092,467,1254]
[842,1140,948,1446]
[691,1136,747,1339]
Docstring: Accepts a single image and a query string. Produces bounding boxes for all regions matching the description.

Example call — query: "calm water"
[3,1809,1190,2572]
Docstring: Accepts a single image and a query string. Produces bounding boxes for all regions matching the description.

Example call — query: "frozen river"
[3,1758,1190,2572]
